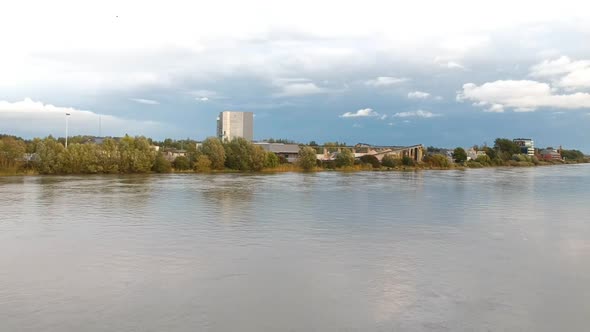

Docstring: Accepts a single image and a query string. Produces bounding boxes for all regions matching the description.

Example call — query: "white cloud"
[197,97,209,102]
[0,98,167,137]
[393,110,440,118]
[273,79,328,97]
[407,91,430,99]
[485,104,505,113]
[130,98,159,105]
[446,61,466,70]
[380,114,388,120]
[340,108,379,118]
[458,80,590,112]
[530,56,590,89]
[435,57,466,70]
[364,76,408,87]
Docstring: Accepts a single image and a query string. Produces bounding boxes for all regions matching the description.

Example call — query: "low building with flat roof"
[254,142,300,163]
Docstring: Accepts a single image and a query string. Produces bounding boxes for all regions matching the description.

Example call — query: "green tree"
[423,154,450,168]
[173,155,191,170]
[401,155,415,166]
[359,154,380,168]
[298,146,318,171]
[224,137,253,171]
[153,153,172,173]
[474,154,492,166]
[264,152,280,168]
[250,145,267,171]
[561,149,584,161]
[0,136,26,170]
[201,137,226,170]
[34,137,66,174]
[98,138,121,173]
[494,138,521,161]
[453,147,467,163]
[194,155,212,172]
[381,155,398,168]
[335,149,354,168]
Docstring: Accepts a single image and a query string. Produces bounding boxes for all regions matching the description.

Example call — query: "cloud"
[197,97,209,102]
[485,104,505,113]
[274,79,328,97]
[364,76,408,87]
[530,56,590,89]
[393,110,440,118]
[130,98,159,105]
[407,91,430,99]
[458,80,590,112]
[446,61,466,70]
[340,108,379,118]
[0,98,167,138]
[435,57,466,70]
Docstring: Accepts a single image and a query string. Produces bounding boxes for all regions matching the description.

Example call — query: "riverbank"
[2,159,587,177]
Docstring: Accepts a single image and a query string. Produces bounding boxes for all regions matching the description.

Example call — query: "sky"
[1,0,590,151]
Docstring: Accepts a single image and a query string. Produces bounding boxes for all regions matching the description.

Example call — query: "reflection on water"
[1,165,590,331]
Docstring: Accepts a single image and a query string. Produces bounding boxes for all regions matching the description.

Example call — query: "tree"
[475,154,492,166]
[453,147,467,163]
[224,137,253,171]
[359,154,380,168]
[153,153,172,173]
[250,145,267,171]
[264,152,280,168]
[423,154,450,168]
[401,155,415,166]
[381,155,398,168]
[494,138,521,161]
[194,155,212,172]
[173,155,191,170]
[34,137,65,174]
[335,149,354,168]
[0,136,26,170]
[561,149,584,161]
[201,137,226,170]
[298,146,317,171]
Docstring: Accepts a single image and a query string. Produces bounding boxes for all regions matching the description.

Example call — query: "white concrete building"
[217,111,254,142]
[513,138,535,156]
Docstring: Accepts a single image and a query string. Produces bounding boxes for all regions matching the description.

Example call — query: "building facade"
[217,111,254,142]
[513,138,535,156]
[254,142,300,163]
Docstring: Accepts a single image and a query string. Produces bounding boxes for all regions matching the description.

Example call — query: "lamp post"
[65,113,70,148]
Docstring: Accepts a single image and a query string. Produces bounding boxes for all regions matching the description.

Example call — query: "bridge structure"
[316,143,424,162]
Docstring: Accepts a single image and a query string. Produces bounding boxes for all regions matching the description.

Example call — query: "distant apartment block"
[513,138,535,156]
[217,111,253,142]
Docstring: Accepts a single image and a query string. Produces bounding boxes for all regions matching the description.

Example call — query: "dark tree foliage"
[359,155,381,168]
[453,147,467,163]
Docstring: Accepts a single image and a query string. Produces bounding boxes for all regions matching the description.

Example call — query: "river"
[1,165,590,331]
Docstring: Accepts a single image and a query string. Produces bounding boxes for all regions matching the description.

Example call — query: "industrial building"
[217,111,254,142]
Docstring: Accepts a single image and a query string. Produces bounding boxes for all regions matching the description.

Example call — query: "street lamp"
[65,113,71,148]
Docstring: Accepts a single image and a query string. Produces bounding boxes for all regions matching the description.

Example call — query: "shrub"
[335,149,355,168]
[264,152,280,168]
[424,154,451,168]
[401,155,415,166]
[466,160,483,168]
[194,155,212,172]
[359,155,381,168]
[474,155,491,166]
[298,146,318,171]
[173,156,191,170]
[381,155,398,168]
[152,153,172,173]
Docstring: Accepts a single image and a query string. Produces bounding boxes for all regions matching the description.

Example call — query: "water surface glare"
[1,166,590,331]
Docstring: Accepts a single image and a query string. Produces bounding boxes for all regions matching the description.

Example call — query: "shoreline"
[1,161,587,177]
